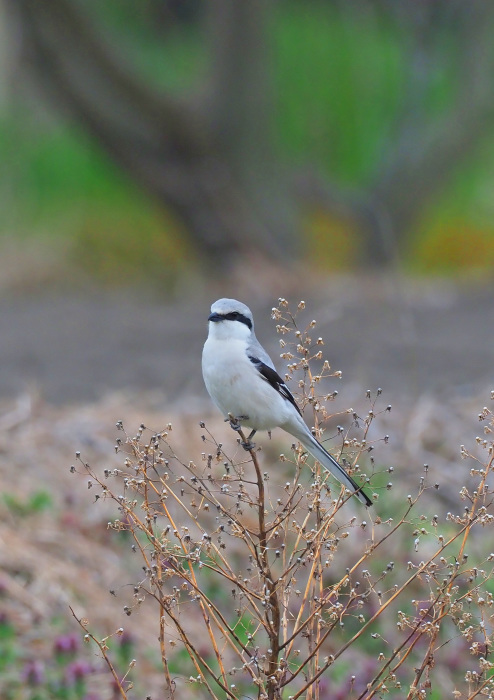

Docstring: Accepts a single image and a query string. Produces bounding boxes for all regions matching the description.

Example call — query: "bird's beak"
[208,312,223,323]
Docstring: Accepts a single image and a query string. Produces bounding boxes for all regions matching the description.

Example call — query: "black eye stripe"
[223,311,252,329]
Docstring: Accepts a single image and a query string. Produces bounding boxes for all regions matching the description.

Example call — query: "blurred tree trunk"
[5,0,298,270]
[298,0,494,267]
[5,0,494,268]
[362,0,494,265]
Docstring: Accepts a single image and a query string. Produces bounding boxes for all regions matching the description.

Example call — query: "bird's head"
[207,298,254,340]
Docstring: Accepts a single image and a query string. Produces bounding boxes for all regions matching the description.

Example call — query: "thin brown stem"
[238,426,282,700]
[69,607,129,700]
[407,452,494,698]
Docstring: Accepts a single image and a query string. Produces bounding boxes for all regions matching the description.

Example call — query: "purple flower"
[65,660,93,684]
[317,678,331,695]
[118,629,135,648]
[54,633,79,655]
[21,660,45,686]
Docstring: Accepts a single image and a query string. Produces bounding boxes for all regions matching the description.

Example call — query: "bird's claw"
[240,440,256,451]
[226,414,249,431]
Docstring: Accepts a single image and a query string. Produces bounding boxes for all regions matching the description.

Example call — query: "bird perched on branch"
[202,298,372,507]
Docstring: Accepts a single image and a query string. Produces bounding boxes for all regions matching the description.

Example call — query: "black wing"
[248,356,302,416]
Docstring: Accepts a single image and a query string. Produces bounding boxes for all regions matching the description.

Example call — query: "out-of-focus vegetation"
[2,303,493,699]
[2,0,494,285]
[0,114,189,286]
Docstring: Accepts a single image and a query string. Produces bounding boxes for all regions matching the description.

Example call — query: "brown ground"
[0,275,492,406]
[0,275,493,697]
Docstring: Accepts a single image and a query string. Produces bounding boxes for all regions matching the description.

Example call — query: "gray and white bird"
[202,298,372,507]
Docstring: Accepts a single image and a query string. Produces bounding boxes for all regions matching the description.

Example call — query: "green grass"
[409,133,494,274]
[2,489,53,517]
[0,112,189,284]
[272,3,406,184]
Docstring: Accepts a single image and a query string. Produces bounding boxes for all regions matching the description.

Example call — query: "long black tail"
[299,432,372,507]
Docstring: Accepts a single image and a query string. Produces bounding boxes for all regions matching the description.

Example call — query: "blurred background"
[1,0,494,402]
[1,2,494,696]
[0,0,493,405]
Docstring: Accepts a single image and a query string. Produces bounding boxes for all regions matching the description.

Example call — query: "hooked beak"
[208,312,223,323]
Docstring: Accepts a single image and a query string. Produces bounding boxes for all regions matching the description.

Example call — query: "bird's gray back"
[247,335,276,370]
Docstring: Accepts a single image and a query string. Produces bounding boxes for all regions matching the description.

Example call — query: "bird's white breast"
[202,335,293,431]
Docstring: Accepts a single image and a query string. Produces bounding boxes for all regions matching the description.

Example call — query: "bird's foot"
[240,439,256,451]
[226,414,249,432]
[240,428,257,450]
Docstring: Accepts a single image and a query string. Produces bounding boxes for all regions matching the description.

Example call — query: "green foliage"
[410,135,494,274]
[1,114,120,225]
[0,620,18,672]
[273,3,406,184]
[2,4,494,277]
[86,1,208,93]
[2,489,53,517]
[0,112,189,284]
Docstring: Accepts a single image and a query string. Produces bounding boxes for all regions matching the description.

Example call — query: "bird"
[202,298,372,507]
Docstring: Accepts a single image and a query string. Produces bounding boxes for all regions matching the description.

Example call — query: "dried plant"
[72,300,494,700]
